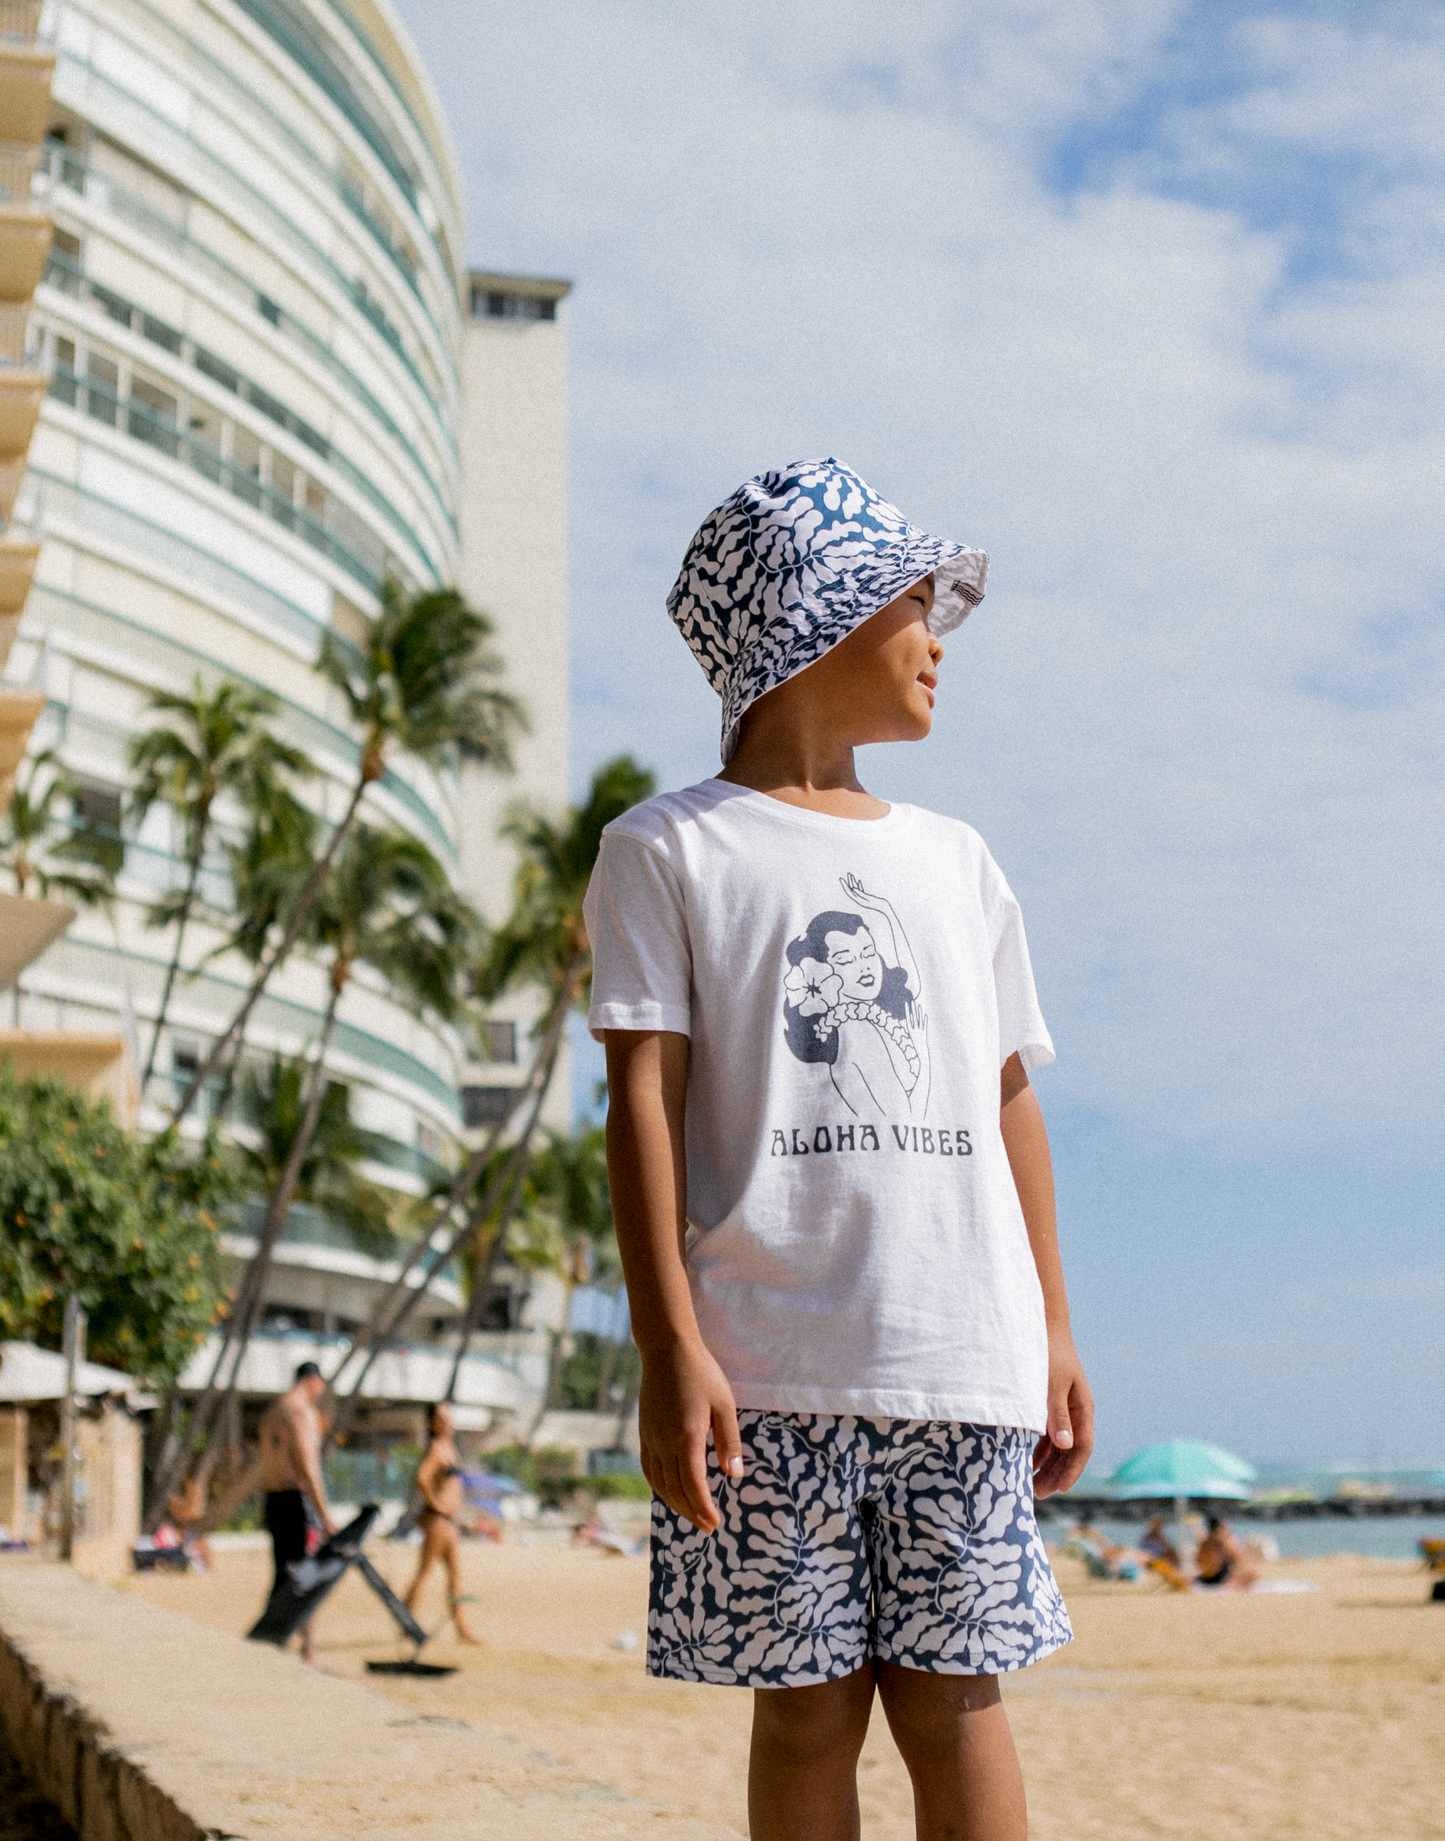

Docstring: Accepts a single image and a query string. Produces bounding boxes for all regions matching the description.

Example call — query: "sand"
[121,1532,1445,1840]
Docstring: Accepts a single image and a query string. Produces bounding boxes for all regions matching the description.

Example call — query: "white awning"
[0,1340,156,1406]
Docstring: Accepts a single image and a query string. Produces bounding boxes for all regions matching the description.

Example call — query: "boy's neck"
[718,731,890,821]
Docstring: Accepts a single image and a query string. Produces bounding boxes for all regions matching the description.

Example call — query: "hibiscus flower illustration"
[783,957,842,1018]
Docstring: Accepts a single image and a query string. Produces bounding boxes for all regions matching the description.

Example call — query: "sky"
[390,0,1445,1471]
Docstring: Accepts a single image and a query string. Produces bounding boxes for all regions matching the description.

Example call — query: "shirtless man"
[257,1361,337,1661]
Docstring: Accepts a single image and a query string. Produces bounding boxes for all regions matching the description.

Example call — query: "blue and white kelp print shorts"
[647,1413,1072,1688]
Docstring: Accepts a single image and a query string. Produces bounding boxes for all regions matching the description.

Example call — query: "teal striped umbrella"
[1108,1439,1256,1500]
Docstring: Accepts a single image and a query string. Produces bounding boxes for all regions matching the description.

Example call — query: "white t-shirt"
[584,780,1055,1431]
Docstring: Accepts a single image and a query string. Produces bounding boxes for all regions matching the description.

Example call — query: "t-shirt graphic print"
[783,875,928,1123]
[584,780,1055,1430]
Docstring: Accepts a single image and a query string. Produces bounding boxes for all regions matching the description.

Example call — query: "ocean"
[1080,1513,1444,1563]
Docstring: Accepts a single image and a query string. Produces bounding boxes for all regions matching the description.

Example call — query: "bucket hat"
[667,457,988,762]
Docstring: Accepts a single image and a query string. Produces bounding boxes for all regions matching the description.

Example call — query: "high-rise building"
[3,0,573,1432]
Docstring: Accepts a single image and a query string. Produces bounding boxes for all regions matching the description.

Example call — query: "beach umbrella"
[1108,1439,1256,1501]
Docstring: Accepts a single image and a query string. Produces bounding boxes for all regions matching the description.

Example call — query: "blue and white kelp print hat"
[668,457,988,762]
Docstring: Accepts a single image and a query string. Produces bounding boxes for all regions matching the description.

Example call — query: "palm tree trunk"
[525,1267,578,1448]
[442,1140,533,1403]
[320,1035,552,1402]
[204,981,345,1442]
[150,980,345,1511]
[142,835,207,1091]
[594,1331,618,1415]
[611,1343,642,1452]
[333,958,580,1440]
[169,772,369,1127]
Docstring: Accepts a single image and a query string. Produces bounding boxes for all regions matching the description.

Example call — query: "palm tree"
[237,1054,395,1256]
[165,822,479,1491]
[1,749,124,905]
[508,1124,613,1442]
[128,677,312,1093]
[208,780,321,1117]
[325,757,655,1439]
[169,580,525,1125]
[475,754,656,1038]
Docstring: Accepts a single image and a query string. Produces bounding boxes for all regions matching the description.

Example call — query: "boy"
[585,458,1093,1840]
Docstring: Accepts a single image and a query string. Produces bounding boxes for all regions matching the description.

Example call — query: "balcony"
[0,205,50,303]
[0,45,54,145]
[0,364,43,452]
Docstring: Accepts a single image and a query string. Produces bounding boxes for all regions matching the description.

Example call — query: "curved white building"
[3,0,574,1427]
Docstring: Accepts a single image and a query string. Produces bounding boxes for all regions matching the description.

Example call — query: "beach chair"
[247,1504,457,1676]
[1144,1556,1191,1593]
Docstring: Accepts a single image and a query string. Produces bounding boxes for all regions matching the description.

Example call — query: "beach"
[120,1532,1444,1839]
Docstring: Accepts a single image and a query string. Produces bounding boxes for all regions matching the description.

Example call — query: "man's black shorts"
[259,1489,321,1631]
[264,1487,313,1575]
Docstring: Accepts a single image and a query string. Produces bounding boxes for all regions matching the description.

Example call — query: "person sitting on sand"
[1138,1515,1181,1569]
[403,1403,482,1644]
[1194,1514,1258,1590]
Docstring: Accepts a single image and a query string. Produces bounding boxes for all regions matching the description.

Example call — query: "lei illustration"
[783,957,921,1080]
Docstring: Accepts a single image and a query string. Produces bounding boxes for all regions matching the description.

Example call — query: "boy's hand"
[1033,1331,1094,1499]
[638,1338,743,1534]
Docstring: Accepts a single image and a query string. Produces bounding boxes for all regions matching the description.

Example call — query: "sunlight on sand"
[122,1535,1443,1840]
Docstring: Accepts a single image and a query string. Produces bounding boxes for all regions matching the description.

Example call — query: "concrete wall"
[0,1560,732,1839]
[71,1408,141,1583]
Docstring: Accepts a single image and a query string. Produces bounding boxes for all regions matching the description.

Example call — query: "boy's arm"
[604,1029,743,1533]
[1000,1051,1094,1497]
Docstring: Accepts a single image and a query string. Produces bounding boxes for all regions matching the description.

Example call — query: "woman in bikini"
[403,1402,482,1643]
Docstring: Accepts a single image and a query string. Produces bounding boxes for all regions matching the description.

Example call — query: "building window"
[480,1020,517,1064]
[473,287,555,322]
[129,375,179,458]
[90,284,134,329]
[84,353,118,426]
[194,346,239,393]
[72,779,122,830]
[141,313,183,355]
[462,1085,517,1129]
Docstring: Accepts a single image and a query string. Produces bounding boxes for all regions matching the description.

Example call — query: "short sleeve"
[583,830,693,1040]
[979,848,1055,1072]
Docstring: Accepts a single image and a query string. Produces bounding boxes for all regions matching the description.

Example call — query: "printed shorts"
[647,1412,1072,1688]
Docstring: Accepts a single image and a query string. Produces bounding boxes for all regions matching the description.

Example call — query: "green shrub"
[0,1067,240,1387]
[482,1443,579,1506]
[588,1472,651,1501]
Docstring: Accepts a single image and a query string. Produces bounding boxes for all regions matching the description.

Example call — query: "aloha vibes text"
[770,1124,973,1157]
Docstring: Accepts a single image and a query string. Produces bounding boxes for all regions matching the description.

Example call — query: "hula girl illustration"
[782,874,930,1121]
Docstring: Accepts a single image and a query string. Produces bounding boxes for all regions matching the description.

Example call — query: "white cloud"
[396,1,1445,1162]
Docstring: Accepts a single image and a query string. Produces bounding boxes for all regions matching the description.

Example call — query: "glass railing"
[37,232,447,575]
[49,362,387,593]
[44,37,457,427]
[33,135,460,517]
[28,467,325,654]
[22,576,459,868]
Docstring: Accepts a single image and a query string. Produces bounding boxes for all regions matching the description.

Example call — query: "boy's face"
[808,573,943,746]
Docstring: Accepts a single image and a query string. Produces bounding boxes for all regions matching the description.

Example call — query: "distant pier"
[1039,1494,1445,1522]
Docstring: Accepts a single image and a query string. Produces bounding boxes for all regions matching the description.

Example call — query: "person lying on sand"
[1067,1520,1140,1581]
